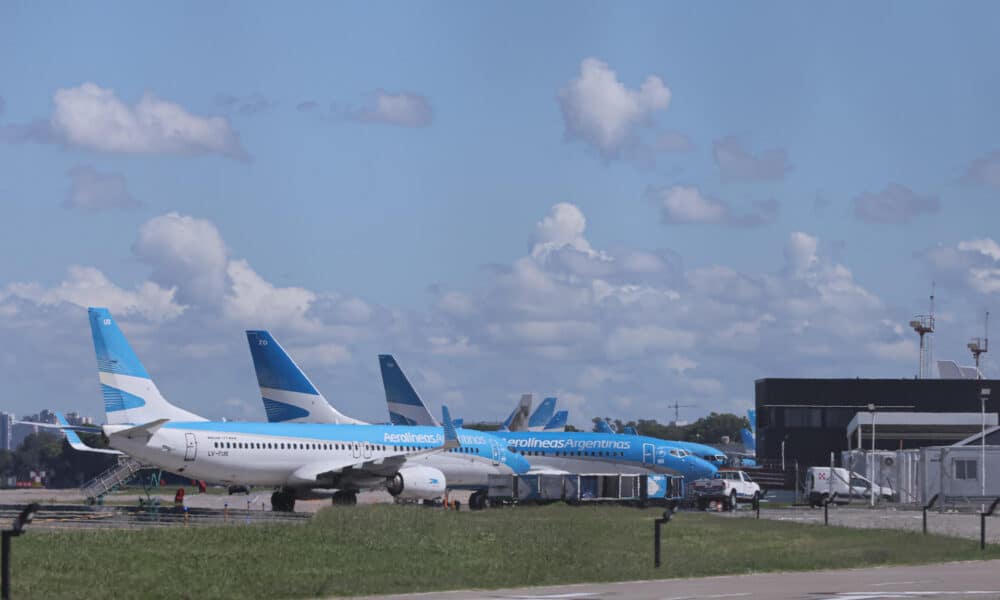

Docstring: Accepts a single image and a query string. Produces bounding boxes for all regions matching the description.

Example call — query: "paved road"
[357,560,1000,599]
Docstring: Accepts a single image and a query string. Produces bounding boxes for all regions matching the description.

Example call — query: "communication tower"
[968,311,989,379]
[909,289,935,379]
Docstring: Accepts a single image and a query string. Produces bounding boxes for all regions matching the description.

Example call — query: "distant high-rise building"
[11,422,42,450]
[0,413,14,451]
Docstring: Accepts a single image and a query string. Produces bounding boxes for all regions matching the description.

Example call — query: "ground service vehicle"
[804,467,894,506]
[689,469,761,510]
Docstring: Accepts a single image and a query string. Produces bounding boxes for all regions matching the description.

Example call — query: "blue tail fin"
[246,331,364,424]
[543,410,568,432]
[527,397,556,431]
[748,409,756,434]
[378,355,439,426]
[88,308,205,425]
[623,425,638,436]
[740,427,756,453]
[594,419,613,434]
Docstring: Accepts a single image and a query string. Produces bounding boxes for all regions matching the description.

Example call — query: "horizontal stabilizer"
[56,412,122,455]
[107,419,169,442]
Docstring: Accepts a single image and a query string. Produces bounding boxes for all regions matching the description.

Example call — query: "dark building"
[755,378,1000,468]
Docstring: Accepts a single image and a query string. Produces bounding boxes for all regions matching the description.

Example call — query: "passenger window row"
[518,450,624,457]
[211,441,428,452]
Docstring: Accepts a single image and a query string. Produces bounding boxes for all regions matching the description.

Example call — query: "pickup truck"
[689,469,761,511]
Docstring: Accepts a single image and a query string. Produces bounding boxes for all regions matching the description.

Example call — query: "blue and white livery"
[543,410,568,432]
[376,359,718,481]
[378,354,439,427]
[526,397,557,432]
[88,308,526,511]
[247,332,531,508]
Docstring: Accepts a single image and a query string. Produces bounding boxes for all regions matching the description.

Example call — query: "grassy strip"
[15,504,1000,598]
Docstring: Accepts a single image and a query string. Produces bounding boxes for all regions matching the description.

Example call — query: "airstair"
[81,457,145,502]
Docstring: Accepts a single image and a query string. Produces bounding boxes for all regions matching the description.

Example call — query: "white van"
[805,467,894,507]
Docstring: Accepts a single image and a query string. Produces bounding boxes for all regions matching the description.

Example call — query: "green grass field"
[14,504,1000,599]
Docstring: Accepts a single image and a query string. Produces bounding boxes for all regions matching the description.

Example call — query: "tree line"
[0,432,118,488]
[579,412,750,444]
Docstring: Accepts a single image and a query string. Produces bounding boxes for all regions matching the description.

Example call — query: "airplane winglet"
[56,412,123,455]
[441,406,460,450]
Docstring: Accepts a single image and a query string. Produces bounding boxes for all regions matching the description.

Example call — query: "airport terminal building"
[755,378,1000,468]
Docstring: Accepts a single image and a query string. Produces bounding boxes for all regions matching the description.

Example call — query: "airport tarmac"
[0,487,471,513]
[357,560,1000,600]
[726,506,1000,543]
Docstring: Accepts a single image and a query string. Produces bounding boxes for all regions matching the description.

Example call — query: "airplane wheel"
[469,491,485,511]
[271,490,296,512]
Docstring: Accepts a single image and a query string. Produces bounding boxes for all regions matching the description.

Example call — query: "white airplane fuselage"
[107,421,522,489]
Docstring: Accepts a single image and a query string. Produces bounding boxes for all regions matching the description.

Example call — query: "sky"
[2,1,1000,427]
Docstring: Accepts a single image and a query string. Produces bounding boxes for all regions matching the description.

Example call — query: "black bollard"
[653,510,672,568]
[922,494,938,535]
[980,498,1000,551]
[824,499,829,525]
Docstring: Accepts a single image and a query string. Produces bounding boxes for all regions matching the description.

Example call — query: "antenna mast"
[669,400,694,425]
[968,311,990,379]
[909,286,936,379]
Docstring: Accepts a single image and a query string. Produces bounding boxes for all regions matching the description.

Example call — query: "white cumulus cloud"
[133,212,229,306]
[350,90,433,127]
[48,83,249,160]
[558,58,671,159]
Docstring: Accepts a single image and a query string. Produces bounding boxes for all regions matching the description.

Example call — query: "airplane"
[85,307,528,512]
[526,397,557,432]
[594,419,617,434]
[623,425,638,436]
[376,360,718,482]
[248,331,531,509]
[543,410,568,432]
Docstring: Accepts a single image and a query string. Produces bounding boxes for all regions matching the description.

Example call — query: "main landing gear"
[468,490,489,511]
[331,490,357,506]
[271,489,296,512]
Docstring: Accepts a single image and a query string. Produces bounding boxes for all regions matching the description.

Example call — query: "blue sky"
[2,2,1000,427]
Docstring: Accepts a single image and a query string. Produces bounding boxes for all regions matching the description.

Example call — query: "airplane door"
[184,433,197,462]
[490,440,501,466]
[352,442,361,459]
[642,443,655,466]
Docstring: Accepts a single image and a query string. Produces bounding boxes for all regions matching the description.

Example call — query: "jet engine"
[386,465,447,500]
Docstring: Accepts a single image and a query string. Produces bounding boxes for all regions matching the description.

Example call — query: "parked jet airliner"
[374,357,719,491]
[246,330,530,505]
[86,308,526,511]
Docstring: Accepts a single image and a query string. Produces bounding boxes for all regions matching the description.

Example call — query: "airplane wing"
[287,406,461,487]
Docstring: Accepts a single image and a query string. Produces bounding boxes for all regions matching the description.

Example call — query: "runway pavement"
[356,560,1000,600]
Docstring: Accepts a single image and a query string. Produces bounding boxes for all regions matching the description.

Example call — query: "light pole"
[868,403,876,508]
[982,388,990,502]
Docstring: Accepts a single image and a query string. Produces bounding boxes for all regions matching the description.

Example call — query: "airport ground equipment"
[80,456,145,503]
[803,466,893,507]
[689,469,761,511]
[2,503,38,599]
[487,473,683,506]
